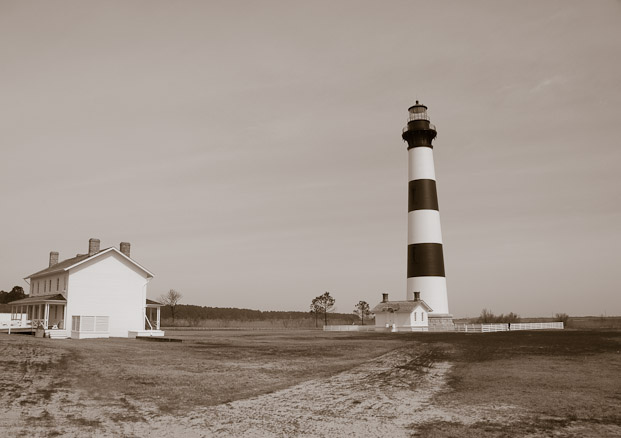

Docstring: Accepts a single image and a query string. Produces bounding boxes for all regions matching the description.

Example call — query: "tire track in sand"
[142,348,456,438]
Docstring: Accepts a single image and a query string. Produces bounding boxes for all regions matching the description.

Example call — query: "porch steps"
[128,329,165,338]
[46,330,69,339]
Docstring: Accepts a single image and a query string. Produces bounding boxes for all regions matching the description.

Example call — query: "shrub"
[475,309,521,324]
[555,313,570,325]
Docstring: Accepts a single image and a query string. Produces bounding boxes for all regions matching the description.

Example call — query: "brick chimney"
[120,242,131,258]
[414,291,421,301]
[88,238,100,256]
[49,251,59,267]
[382,293,389,303]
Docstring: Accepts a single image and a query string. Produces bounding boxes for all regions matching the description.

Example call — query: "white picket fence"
[509,322,564,331]
[455,324,507,332]
[455,322,564,333]
[324,322,564,333]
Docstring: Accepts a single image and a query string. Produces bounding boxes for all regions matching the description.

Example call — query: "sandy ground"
[3,334,620,437]
[1,345,523,438]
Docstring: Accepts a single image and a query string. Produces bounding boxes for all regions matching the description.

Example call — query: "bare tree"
[313,292,335,327]
[477,308,495,323]
[159,289,183,323]
[354,301,371,325]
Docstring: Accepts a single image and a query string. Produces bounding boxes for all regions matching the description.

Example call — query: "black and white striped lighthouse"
[402,102,451,320]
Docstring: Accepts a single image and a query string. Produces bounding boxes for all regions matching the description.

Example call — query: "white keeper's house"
[8,238,164,339]
[372,292,433,332]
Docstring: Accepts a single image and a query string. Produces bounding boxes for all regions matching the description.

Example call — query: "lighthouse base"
[427,314,454,331]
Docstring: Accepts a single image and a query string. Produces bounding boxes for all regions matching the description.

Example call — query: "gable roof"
[371,299,433,314]
[28,253,91,279]
[26,247,154,280]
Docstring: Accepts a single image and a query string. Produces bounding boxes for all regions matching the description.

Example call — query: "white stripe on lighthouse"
[408,147,436,181]
[407,277,449,314]
[408,210,443,244]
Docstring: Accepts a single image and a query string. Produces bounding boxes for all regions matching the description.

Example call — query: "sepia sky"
[1,0,620,317]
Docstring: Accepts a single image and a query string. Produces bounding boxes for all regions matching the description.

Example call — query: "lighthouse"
[402,102,452,327]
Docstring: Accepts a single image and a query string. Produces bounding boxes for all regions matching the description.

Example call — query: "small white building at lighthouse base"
[372,293,433,332]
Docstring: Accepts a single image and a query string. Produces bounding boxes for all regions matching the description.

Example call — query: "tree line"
[159,304,360,325]
[0,286,26,312]
[157,289,371,327]
[0,286,26,304]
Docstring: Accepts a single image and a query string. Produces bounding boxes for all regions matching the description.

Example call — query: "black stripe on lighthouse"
[408,179,439,212]
[407,177,445,278]
[407,243,445,277]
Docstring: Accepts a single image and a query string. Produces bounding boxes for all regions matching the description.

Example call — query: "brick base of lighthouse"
[427,314,455,331]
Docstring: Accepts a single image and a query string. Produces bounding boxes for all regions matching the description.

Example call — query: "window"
[414,312,417,321]
[64,276,67,290]
[56,278,59,291]
[37,282,40,294]
[44,281,46,293]
[49,279,52,291]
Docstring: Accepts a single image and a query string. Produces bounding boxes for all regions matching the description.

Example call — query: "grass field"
[1,329,620,437]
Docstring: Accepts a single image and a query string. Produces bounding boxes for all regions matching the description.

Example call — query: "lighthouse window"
[56,278,59,291]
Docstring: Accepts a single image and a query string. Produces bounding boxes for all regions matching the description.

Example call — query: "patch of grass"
[412,415,621,438]
[397,348,448,372]
[407,330,621,362]
[36,388,55,400]
[66,414,101,427]
[22,409,53,425]
[109,412,146,423]
[73,418,101,427]
[415,331,621,434]
[411,419,570,437]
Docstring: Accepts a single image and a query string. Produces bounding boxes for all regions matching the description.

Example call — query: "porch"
[134,299,165,337]
[6,294,68,337]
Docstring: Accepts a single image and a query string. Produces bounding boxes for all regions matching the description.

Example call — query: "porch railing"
[145,314,154,330]
[0,319,32,329]
[144,315,161,330]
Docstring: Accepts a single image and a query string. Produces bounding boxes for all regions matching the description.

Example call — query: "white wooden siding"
[66,251,148,338]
